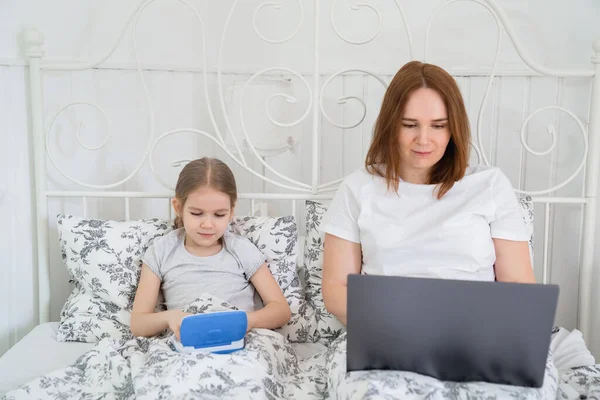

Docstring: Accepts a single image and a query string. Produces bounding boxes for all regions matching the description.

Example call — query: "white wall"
[1,0,599,357]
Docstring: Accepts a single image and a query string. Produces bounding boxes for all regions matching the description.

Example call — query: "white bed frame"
[21,0,600,355]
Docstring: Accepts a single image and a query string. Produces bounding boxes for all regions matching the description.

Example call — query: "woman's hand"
[493,238,536,284]
[166,310,193,341]
[322,233,362,326]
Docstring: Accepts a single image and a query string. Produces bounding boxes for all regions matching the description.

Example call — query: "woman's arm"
[322,233,362,326]
[247,263,291,331]
[130,264,190,340]
[493,239,536,283]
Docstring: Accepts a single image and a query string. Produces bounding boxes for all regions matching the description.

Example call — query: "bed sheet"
[0,323,94,395]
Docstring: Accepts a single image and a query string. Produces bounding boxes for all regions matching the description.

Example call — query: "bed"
[2,0,600,398]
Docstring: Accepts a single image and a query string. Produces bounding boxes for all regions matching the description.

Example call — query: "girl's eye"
[215,214,226,218]
[190,212,202,216]
[403,124,417,129]
[433,125,447,129]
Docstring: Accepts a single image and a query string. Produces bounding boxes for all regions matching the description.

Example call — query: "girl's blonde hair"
[173,157,237,229]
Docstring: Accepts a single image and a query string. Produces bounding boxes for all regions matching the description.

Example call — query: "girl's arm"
[247,263,292,331]
[493,239,536,284]
[321,233,362,326]
[130,264,190,340]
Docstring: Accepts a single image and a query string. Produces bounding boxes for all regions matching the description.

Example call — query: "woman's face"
[397,88,451,184]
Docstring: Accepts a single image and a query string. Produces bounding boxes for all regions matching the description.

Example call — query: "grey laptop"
[346,274,559,388]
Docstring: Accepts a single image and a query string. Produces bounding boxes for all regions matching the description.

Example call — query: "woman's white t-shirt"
[320,165,529,281]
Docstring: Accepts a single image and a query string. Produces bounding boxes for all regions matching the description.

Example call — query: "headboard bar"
[45,191,336,200]
[24,28,50,324]
[44,191,587,204]
[579,38,600,344]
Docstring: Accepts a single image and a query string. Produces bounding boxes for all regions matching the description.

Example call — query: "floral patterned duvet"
[3,295,599,400]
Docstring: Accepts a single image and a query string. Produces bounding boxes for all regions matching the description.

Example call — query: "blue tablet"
[173,310,248,354]
[177,310,248,354]
[174,310,247,354]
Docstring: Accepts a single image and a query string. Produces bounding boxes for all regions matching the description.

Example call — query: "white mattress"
[0,322,94,394]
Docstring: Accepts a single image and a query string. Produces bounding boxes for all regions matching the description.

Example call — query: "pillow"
[517,194,535,262]
[56,215,172,342]
[303,201,346,344]
[230,216,313,343]
[302,194,535,345]
[57,283,133,342]
[57,214,309,343]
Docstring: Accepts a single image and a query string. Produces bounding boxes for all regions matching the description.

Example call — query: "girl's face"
[397,88,451,184]
[173,186,233,253]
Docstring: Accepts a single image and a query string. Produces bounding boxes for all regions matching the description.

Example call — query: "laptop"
[346,274,559,388]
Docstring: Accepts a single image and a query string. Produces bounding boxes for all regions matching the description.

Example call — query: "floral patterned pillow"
[517,194,535,262]
[57,214,310,343]
[303,201,346,344]
[57,283,133,342]
[57,215,172,342]
[230,216,313,343]
[302,194,535,345]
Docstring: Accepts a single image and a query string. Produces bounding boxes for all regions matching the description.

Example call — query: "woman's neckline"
[396,165,480,188]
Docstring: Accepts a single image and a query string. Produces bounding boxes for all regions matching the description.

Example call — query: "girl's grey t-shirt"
[142,228,266,312]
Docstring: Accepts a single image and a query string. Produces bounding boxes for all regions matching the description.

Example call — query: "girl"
[131,157,291,341]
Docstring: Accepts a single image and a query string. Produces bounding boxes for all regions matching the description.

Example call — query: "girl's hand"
[246,264,292,331]
[246,312,255,333]
[167,310,193,341]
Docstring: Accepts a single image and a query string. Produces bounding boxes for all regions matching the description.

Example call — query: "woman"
[321,61,535,326]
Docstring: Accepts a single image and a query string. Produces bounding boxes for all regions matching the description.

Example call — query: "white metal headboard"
[22,0,600,355]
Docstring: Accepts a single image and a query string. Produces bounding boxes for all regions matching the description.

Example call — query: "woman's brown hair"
[173,157,237,229]
[365,61,470,199]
